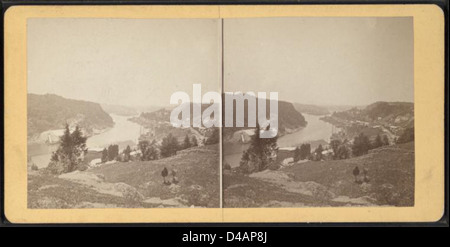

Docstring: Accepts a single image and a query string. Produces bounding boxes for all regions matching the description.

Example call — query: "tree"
[352,132,371,156]
[139,140,160,161]
[397,127,414,144]
[51,152,59,162]
[145,141,160,160]
[299,143,311,160]
[330,139,350,160]
[160,133,180,158]
[191,136,198,147]
[336,145,350,159]
[47,124,88,174]
[183,134,191,149]
[314,144,324,161]
[382,135,390,146]
[293,147,301,162]
[239,123,278,172]
[205,127,220,145]
[139,140,149,153]
[255,124,278,171]
[71,126,87,156]
[123,145,132,162]
[330,139,342,159]
[60,124,73,156]
[101,148,108,163]
[107,144,119,161]
[372,134,383,149]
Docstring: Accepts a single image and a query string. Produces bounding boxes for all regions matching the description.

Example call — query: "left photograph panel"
[27,18,222,208]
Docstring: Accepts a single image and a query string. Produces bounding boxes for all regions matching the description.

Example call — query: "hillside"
[224,142,414,207]
[320,101,414,142]
[129,106,208,143]
[131,99,307,142]
[222,97,307,140]
[331,101,413,127]
[28,94,114,138]
[132,103,218,126]
[28,144,220,208]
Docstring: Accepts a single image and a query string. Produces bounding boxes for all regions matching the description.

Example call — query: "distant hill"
[293,103,364,116]
[293,103,330,115]
[131,97,307,141]
[101,104,164,116]
[222,96,307,140]
[326,104,364,113]
[28,94,114,138]
[364,102,414,121]
[332,101,414,128]
[101,104,139,116]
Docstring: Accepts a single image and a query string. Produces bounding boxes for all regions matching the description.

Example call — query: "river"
[28,113,333,169]
[223,114,334,168]
[28,114,142,168]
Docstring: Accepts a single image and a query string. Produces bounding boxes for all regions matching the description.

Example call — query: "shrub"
[205,128,220,145]
[223,162,232,170]
[397,127,414,144]
[31,163,39,171]
[47,160,65,175]
[77,163,89,171]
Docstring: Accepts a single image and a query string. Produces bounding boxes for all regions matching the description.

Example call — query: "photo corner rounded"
[428,203,447,224]
[4,5,23,20]
[426,4,445,21]
[3,204,25,224]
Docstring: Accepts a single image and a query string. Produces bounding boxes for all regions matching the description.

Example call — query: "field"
[224,142,414,207]
[28,144,220,208]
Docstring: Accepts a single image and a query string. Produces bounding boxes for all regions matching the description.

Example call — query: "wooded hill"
[28,94,114,138]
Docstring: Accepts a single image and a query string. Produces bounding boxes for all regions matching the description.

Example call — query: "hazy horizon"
[28,18,222,107]
[28,17,413,107]
[224,17,413,106]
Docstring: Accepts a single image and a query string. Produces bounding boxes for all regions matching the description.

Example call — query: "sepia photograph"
[26,18,222,208]
[3,4,445,224]
[26,16,414,209]
[222,17,415,208]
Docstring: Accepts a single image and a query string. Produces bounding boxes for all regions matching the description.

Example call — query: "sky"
[28,17,413,107]
[27,18,221,107]
[224,17,414,106]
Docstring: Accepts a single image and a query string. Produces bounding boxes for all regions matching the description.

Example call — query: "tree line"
[46,125,219,175]
[238,125,404,174]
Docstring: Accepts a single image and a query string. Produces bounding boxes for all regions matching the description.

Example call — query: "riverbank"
[223,114,333,168]
[28,114,141,169]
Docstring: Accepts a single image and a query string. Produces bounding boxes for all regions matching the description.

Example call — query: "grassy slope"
[28,144,220,208]
[28,172,140,208]
[90,144,220,207]
[224,142,414,207]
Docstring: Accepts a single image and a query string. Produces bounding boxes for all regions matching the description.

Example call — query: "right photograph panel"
[222,17,415,208]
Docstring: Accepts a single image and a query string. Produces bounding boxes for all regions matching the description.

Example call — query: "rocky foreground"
[224,142,414,207]
[28,145,220,208]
